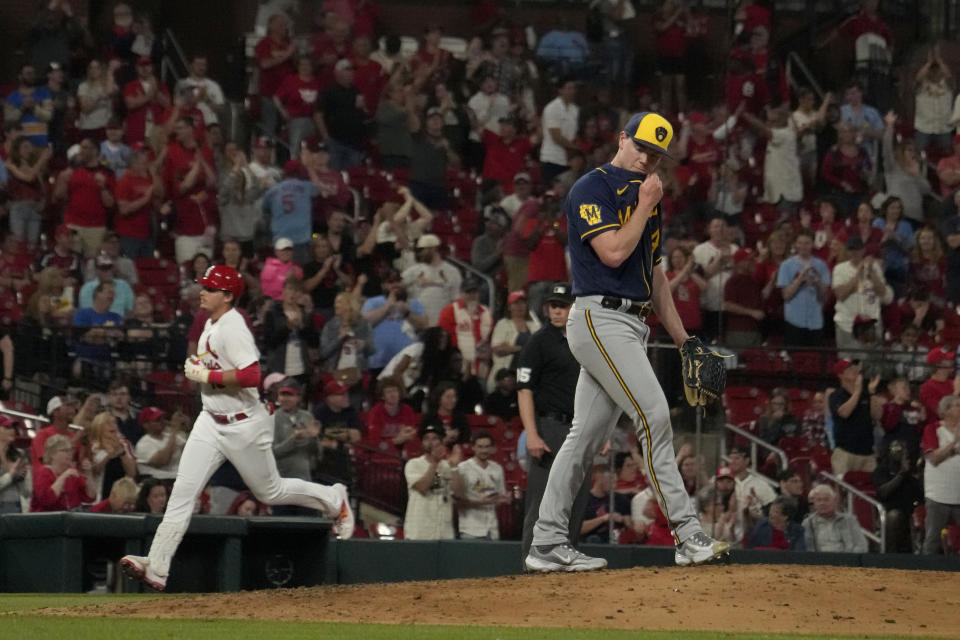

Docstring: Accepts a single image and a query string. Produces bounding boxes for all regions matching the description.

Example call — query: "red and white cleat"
[119,555,167,592]
[331,483,355,540]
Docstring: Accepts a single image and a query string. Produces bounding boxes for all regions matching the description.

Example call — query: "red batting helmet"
[197,265,244,300]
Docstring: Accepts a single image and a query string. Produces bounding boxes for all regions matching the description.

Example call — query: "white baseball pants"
[147,405,341,577]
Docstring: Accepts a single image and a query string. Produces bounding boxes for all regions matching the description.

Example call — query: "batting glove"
[184,356,210,384]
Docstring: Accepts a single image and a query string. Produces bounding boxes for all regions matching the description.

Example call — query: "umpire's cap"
[624,111,674,159]
[545,282,575,306]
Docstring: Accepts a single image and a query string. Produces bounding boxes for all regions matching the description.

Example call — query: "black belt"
[538,411,572,424]
[600,296,652,319]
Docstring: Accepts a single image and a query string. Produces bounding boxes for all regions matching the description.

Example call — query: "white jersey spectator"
[404,426,456,540]
[401,234,461,325]
[453,435,506,539]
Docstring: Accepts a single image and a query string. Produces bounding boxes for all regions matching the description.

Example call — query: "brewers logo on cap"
[623,111,674,159]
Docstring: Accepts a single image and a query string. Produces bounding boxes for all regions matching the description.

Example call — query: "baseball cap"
[302,136,327,153]
[55,224,75,237]
[426,107,444,118]
[95,254,114,269]
[461,275,481,292]
[623,111,674,159]
[545,282,575,305]
[137,55,153,66]
[507,290,527,304]
[732,247,756,264]
[846,235,865,251]
[323,380,349,396]
[420,424,445,440]
[334,58,354,72]
[833,359,856,376]
[48,61,62,73]
[716,465,734,479]
[277,377,301,395]
[46,396,66,416]
[0,415,20,429]
[927,347,956,366]
[138,406,166,424]
[283,159,306,178]
[688,112,709,126]
[252,136,274,149]
[274,237,294,251]
[513,172,531,183]
[262,372,287,393]
[416,233,441,249]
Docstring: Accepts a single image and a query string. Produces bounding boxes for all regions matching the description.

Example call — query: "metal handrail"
[163,28,190,77]
[721,422,789,484]
[0,404,83,433]
[250,121,291,152]
[817,470,887,553]
[445,255,499,320]
[786,51,824,99]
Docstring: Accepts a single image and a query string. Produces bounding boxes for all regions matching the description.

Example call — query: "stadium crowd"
[0,0,959,557]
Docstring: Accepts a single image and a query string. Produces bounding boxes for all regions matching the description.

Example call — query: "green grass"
[0,593,164,613]
[0,596,939,640]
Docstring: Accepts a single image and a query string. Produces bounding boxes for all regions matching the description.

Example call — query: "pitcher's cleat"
[524,543,608,573]
[119,555,167,591]
[674,532,731,566]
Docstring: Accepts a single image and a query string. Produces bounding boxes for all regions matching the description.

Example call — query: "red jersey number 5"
[281,192,296,214]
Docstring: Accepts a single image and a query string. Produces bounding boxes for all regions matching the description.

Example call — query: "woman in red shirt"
[755,229,789,337]
[910,227,948,306]
[113,148,160,259]
[653,0,691,114]
[666,246,706,331]
[366,377,419,459]
[820,122,871,214]
[31,434,95,512]
[847,201,883,257]
[274,57,322,159]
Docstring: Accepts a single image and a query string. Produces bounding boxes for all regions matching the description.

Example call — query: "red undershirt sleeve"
[208,362,261,387]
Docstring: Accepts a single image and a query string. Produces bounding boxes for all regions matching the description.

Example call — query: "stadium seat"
[842,471,876,496]
[785,388,813,416]
[724,386,767,425]
[135,257,180,298]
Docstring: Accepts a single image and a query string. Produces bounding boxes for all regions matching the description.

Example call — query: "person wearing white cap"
[401,233,462,324]
[30,396,78,467]
[499,172,536,217]
[259,238,304,300]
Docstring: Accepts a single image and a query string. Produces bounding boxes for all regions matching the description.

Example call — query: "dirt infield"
[51,565,960,636]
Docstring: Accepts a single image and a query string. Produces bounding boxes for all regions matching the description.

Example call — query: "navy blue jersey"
[566,163,662,300]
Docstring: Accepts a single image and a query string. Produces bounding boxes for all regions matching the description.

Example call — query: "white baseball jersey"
[196,308,261,414]
[456,456,505,539]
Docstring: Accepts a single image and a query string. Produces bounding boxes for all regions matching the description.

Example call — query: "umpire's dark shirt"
[515,323,580,417]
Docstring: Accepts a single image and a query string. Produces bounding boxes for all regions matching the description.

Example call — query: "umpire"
[516,282,589,563]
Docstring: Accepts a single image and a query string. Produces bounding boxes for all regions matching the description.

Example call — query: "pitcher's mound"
[52,564,960,636]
